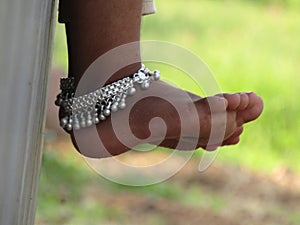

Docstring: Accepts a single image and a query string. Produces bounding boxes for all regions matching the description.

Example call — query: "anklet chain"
[55,64,160,131]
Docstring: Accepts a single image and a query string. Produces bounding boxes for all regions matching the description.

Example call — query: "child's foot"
[69,81,263,158]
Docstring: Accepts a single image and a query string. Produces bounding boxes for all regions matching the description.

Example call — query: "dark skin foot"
[59,0,263,158]
[68,80,263,157]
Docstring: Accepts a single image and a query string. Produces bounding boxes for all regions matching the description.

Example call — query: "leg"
[64,0,142,85]
[60,0,263,157]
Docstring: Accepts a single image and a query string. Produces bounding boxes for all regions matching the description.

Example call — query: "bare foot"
[59,0,265,158]
[69,81,263,158]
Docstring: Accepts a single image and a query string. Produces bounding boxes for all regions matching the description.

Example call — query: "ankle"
[68,62,142,89]
[56,64,160,131]
[105,62,142,85]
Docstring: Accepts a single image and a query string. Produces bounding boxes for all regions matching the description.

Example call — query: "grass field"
[38,0,300,224]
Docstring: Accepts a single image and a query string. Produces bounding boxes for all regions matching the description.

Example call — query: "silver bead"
[128,87,136,95]
[99,114,106,121]
[73,123,80,130]
[60,117,68,127]
[111,103,118,112]
[103,108,111,116]
[86,119,93,127]
[94,117,100,124]
[66,123,73,131]
[141,81,150,89]
[138,71,147,80]
[80,120,86,128]
[55,98,63,106]
[119,101,126,109]
[153,70,160,81]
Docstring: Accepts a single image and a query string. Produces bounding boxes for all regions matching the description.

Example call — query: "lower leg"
[65,0,143,85]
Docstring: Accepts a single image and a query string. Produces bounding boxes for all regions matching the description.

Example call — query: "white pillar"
[0,0,56,224]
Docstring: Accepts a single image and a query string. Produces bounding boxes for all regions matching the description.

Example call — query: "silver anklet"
[55,64,160,131]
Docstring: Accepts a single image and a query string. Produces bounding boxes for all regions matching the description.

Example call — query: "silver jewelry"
[55,64,160,131]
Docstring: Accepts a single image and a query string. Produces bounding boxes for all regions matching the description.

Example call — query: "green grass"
[36,149,228,224]
[36,150,125,225]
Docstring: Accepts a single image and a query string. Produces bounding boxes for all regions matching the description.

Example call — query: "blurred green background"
[37,0,300,224]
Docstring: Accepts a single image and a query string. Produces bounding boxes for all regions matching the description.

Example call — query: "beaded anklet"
[55,64,160,131]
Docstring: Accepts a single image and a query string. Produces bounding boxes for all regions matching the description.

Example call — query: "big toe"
[237,92,263,126]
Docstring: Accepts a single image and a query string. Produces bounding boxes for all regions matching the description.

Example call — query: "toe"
[217,93,241,110]
[223,135,240,145]
[237,92,249,110]
[237,92,263,125]
[203,96,228,113]
[222,126,243,146]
